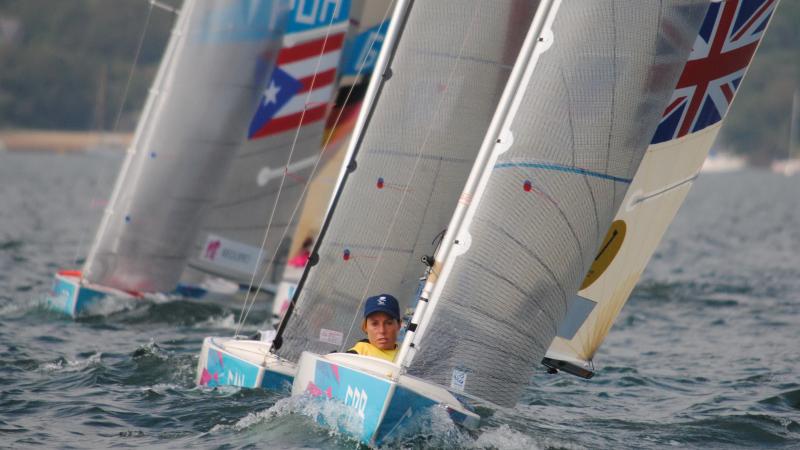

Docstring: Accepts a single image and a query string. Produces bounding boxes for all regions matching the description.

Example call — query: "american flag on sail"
[651,0,777,144]
[248,5,349,140]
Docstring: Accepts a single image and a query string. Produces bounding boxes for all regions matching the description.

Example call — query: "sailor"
[347,294,401,362]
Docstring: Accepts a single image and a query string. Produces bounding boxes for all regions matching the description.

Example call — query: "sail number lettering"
[345,385,368,419]
[293,0,345,26]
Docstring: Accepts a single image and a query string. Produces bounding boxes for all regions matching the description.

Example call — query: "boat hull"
[44,272,121,317]
[292,352,479,446]
[196,337,295,391]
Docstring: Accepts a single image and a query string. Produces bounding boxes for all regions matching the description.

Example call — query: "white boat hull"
[44,271,133,317]
[196,336,295,391]
[292,351,479,446]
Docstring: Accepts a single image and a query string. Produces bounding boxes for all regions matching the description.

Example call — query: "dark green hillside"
[0,0,178,131]
[719,1,800,162]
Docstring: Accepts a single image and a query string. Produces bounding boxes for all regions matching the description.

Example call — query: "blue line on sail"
[494,161,632,184]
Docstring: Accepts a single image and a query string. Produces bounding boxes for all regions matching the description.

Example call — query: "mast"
[396,0,561,369]
[271,0,411,351]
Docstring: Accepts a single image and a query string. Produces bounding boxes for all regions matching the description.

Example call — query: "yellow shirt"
[348,340,398,362]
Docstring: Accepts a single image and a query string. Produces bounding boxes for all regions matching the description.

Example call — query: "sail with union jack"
[652,0,777,144]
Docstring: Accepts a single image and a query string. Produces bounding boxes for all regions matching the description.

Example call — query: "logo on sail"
[205,240,222,260]
[450,368,468,392]
[580,220,627,290]
[200,235,262,274]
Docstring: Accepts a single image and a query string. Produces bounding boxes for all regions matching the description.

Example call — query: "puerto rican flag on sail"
[248,1,350,140]
[651,0,777,144]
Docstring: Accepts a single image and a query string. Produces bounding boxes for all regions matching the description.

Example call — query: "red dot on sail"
[377,177,384,189]
[523,180,532,192]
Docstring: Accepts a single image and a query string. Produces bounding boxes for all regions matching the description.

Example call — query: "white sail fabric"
[406,0,711,408]
[275,0,539,362]
[183,1,351,287]
[545,0,781,373]
[83,0,288,293]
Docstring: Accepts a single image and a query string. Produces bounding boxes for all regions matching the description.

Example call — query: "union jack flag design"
[651,0,777,144]
[248,3,349,140]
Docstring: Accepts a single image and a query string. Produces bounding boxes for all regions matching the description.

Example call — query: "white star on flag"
[262,81,280,106]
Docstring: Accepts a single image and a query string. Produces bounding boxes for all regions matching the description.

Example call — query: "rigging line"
[235,7,344,336]
[74,1,161,271]
[235,2,397,337]
[149,0,179,14]
[341,6,484,351]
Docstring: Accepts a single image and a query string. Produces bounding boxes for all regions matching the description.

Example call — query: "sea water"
[1,151,798,449]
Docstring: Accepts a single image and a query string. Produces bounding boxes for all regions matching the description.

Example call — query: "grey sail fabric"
[83,0,287,293]
[182,4,351,287]
[406,0,710,408]
[275,0,539,362]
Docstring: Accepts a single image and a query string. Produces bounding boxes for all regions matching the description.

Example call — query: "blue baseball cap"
[363,294,400,321]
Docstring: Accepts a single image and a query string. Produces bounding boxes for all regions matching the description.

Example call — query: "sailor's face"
[364,312,400,350]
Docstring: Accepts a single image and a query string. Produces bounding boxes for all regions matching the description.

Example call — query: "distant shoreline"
[0,130,132,153]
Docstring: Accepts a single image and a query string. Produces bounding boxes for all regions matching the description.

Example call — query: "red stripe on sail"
[250,103,329,138]
[277,33,345,65]
[298,68,337,93]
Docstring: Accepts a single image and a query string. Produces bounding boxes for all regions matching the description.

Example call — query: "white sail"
[273,0,539,362]
[183,0,351,288]
[402,0,711,407]
[545,0,782,377]
[83,0,288,293]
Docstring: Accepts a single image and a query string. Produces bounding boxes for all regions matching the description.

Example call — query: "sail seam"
[493,161,632,183]
[488,219,569,312]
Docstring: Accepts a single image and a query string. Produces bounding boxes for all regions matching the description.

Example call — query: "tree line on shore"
[0,0,798,163]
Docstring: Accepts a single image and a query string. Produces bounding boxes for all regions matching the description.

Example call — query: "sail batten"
[405,0,711,407]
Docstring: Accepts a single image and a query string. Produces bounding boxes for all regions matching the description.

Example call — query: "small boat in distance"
[772,89,799,176]
[701,149,747,173]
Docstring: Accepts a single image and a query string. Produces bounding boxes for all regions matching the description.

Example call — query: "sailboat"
[544,0,781,378]
[196,0,538,389]
[44,0,289,316]
[179,0,352,297]
[286,0,781,445]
